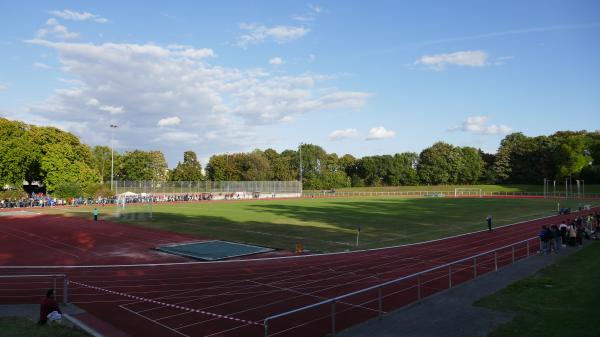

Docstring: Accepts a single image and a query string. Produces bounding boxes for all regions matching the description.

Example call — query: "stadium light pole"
[299,142,303,186]
[226,152,229,193]
[110,124,118,191]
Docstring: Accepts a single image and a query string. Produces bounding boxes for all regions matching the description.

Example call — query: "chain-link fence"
[112,180,302,199]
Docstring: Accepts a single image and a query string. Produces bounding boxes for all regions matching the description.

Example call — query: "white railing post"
[494,252,498,272]
[512,246,515,263]
[331,301,336,336]
[378,287,383,320]
[63,276,68,304]
[417,275,421,300]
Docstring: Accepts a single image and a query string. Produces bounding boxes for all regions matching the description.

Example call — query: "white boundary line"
[71,280,263,326]
[1,207,596,269]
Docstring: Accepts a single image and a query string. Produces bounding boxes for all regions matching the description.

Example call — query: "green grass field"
[0,317,90,337]
[50,197,597,253]
[475,242,600,337]
[309,184,600,194]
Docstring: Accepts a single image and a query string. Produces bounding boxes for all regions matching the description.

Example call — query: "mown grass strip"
[475,242,600,337]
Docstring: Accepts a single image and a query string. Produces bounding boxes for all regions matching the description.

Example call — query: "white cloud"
[308,4,324,13]
[449,116,512,135]
[50,9,108,23]
[308,54,316,62]
[366,126,395,140]
[86,98,100,106]
[494,55,514,66]
[99,105,124,115]
[329,128,358,140]
[0,83,7,91]
[292,4,325,22]
[22,39,370,163]
[175,48,215,59]
[37,18,79,40]
[269,57,284,66]
[415,50,488,70]
[236,23,310,47]
[157,116,181,127]
[33,62,52,69]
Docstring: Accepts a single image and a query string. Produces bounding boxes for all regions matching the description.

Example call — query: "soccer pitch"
[52,197,596,253]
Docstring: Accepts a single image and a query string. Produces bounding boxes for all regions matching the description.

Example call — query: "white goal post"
[454,188,483,197]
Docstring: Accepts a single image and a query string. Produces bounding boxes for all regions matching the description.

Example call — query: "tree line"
[1,117,599,197]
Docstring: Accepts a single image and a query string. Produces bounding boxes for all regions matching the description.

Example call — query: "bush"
[53,182,83,199]
[84,183,114,198]
[0,188,27,200]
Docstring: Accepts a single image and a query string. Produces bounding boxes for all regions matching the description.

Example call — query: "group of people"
[539,211,600,254]
[0,192,65,208]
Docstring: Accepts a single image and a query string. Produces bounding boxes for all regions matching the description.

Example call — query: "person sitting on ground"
[38,289,62,325]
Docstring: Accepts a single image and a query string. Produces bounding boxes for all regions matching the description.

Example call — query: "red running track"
[0,208,596,337]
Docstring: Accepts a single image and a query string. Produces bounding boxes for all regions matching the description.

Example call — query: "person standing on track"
[92,207,99,221]
[486,215,493,232]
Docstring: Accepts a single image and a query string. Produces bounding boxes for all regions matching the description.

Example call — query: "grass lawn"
[313,184,600,194]
[0,317,90,337]
[475,242,600,337]
[47,197,596,253]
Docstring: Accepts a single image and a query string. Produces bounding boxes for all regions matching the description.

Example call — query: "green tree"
[91,145,114,183]
[39,142,99,193]
[170,150,204,181]
[238,151,271,181]
[553,133,592,178]
[390,152,419,185]
[0,118,31,186]
[417,142,463,184]
[119,150,168,181]
[458,147,485,184]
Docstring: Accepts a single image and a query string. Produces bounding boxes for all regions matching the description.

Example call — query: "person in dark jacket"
[539,225,552,254]
[38,289,61,325]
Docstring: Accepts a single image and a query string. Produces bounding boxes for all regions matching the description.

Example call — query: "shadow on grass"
[99,198,567,253]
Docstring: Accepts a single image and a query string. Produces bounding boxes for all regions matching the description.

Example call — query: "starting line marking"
[70,280,263,326]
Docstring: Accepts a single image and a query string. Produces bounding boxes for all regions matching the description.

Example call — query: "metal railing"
[262,237,540,337]
[0,274,69,304]
[112,180,302,195]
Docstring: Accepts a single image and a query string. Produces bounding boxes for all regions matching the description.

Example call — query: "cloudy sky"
[0,1,598,166]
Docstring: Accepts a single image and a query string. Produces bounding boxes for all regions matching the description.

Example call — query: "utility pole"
[299,142,303,185]
[110,124,118,191]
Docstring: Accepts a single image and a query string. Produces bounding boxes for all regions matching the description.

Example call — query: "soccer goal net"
[116,193,153,221]
[454,188,483,198]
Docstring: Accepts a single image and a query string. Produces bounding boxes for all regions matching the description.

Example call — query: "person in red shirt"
[38,289,62,325]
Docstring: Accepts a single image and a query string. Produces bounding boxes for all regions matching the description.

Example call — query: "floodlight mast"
[110,124,118,191]
[299,142,303,189]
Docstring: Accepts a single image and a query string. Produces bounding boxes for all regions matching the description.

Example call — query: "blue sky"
[0,1,599,166]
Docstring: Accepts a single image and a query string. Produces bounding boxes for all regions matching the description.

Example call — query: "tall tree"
[458,147,485,184]
[417,142,463,184]
[119,150,168,181]
[0,118,31,186]
[91,145,113,183]
[170,150,204,181]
